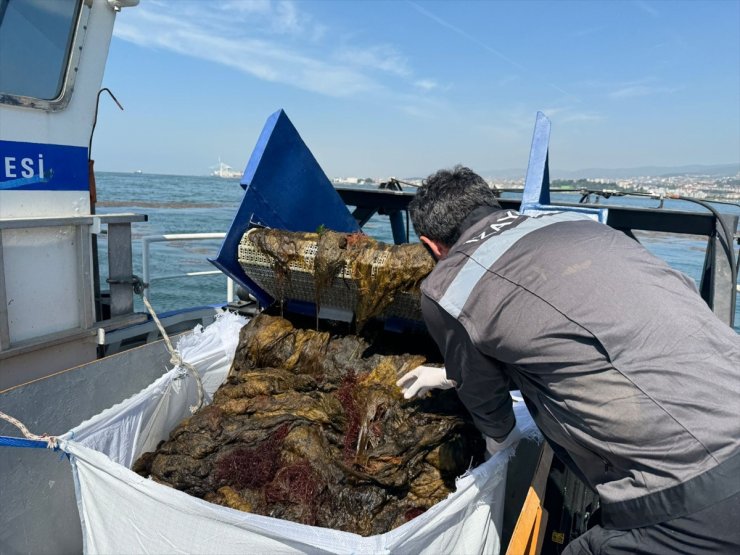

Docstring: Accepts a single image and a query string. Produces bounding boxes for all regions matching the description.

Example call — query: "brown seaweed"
[246,229,434,330]
[133,314,484,536]
[314,230,348,310]
[247,229,315,314]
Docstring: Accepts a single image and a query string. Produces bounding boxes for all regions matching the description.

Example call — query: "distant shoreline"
[96,163,740,182]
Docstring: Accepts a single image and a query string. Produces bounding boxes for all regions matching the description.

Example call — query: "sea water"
[95,172,740,331]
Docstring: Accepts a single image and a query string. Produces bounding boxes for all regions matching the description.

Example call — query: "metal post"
[108,222,134,317]
[388,210,407,244]
[0,230,10,350]
[142,236,151,300]
[700,213,738,328]
[76,224,95,329]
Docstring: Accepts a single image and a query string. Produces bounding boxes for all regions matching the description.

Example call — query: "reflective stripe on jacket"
[420,207,740,529]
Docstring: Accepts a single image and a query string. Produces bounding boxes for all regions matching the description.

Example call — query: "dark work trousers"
[563,489,740,554]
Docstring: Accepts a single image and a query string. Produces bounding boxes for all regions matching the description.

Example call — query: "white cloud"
[215,0,320,38]
[114,3,381,97]
[633,0,660,18]
[537,106,604,124]
[335,44,411,77]
[393,90,449,119]
[609,84,681,99]
[495,74,520,87]
[414,79,438,91]
[408,1,578,102]
[113,1,440,103]
[560,112,605,123]
[578,78,682,100]
[408,1,526,72]
[219,0,271,15]
[272,1,301,35]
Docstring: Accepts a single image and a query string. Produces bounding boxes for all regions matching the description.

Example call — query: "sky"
[93,0,740,179]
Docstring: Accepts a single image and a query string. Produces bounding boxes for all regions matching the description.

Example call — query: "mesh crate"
[238,231,424,322]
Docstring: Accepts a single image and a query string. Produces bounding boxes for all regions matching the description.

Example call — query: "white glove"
[396,365,456,399]
[484,427,523,460]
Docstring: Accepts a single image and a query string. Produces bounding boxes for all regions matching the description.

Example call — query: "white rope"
[141,294,205,414]
[0,410,58,449]
[0,290,205,450]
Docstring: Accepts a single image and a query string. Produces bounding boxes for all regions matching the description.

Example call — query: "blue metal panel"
[522,111,551,208]
[210,109,360,307]
[521,112,608,223]
[0,140,88,191]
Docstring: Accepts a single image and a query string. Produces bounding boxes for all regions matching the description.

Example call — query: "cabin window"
[0,0,81,101]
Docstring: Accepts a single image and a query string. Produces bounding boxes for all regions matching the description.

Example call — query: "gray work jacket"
[421,207,740,530]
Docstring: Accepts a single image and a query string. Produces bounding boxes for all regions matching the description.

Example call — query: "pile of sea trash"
[133,313,484,536]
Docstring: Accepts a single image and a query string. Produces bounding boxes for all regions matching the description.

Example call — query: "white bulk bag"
[59,312,540,554]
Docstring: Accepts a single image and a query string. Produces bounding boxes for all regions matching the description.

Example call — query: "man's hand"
[484,427,522,460]
[396,365,456,399]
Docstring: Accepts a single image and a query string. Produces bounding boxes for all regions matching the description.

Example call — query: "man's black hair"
[409,165,500,246]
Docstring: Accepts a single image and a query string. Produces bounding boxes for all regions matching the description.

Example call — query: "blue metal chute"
[209,109,360,308]
[521,111,608,223]
[522,111,552,208]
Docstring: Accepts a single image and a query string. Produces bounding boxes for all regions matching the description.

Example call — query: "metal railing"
[0,213,146,354]
[141,233,234,303]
